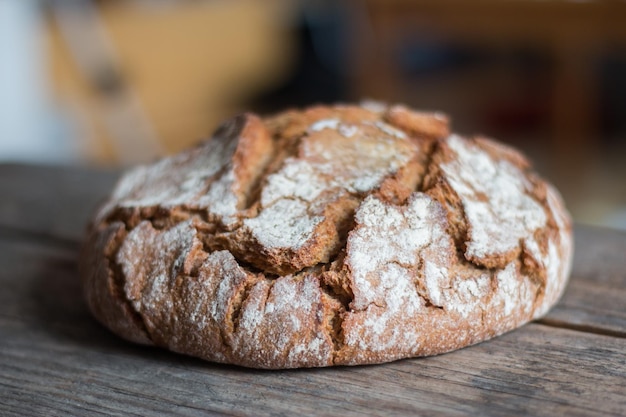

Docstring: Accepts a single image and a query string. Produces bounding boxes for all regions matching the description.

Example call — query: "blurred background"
[1,0,626,230]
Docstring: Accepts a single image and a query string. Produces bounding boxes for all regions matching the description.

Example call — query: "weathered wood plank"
[0,238,624,417]
[541,279,626,337]
[0,163,118,242]
[569,225,626,287]
[541,226,626,337]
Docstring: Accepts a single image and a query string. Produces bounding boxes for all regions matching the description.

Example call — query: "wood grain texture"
[0,238,624,417]
[0,163,118,243]
[1,163,625,416]
[541,226,626,337]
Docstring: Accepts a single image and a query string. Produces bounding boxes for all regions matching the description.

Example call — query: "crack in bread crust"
[80,222,152,345]
[82,103,573,369]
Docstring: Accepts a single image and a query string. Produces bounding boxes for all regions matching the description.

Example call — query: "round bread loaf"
[80,103,573,369]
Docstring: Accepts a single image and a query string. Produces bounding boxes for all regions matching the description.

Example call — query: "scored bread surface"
[81,103,573,369]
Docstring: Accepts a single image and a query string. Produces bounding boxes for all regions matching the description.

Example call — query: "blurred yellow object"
[47,0,296,165]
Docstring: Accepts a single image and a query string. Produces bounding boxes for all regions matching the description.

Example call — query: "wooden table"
[1,163,625,416]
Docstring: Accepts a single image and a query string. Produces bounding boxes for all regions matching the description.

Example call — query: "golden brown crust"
[384,105,450,140]
[81,103,573,369]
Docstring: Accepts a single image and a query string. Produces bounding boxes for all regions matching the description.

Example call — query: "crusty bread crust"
[80,103,573,369]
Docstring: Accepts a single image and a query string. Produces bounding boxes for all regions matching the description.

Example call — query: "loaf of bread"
[80,103,573,369]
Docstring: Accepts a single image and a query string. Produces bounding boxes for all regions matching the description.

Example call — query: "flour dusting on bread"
[82,103,573,369]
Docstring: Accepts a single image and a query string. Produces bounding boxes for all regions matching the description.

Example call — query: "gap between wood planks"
[536,318,626,339]
[3,223,624,341]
